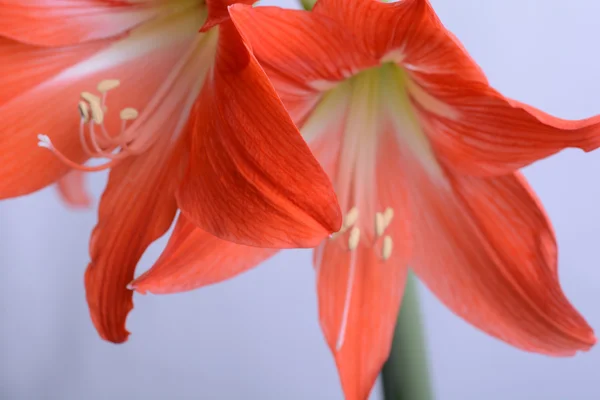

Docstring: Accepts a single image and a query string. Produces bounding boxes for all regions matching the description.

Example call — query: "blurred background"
[2,0,600,399]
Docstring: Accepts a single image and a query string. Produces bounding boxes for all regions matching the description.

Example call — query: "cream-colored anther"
[375,212,385,237]
[80,91,101,105]
[383,207,394,226]
[80,91,104,124]
[78,101,90,123]
[348,226,360,250]
[120,108,139,121]
[382,236,393,261]
[88,100,104,124]
[97,79,120,93]
[343,206,359,230]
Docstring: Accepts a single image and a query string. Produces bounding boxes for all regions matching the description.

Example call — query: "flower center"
[37,4,218,173]
[329,206,395,261]
[38,80,142,172]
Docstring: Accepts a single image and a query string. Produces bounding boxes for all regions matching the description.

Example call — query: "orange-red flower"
[0,0,342,343]
[132,0,600,398]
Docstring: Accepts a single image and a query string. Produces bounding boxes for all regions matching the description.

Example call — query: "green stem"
[382,273,433,400]
[299,0,317,10]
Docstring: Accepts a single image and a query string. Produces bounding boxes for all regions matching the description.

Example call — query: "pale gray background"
[1,0,600,399]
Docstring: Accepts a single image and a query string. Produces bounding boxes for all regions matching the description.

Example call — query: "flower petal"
[313,0,486,82]
[0,0,164,46]
[229,4,375,121]
[313,107,411,399]
[315,240,408,400]
[84,138,183,343]
[201,0,255,32]
[176,21,341,248]
[409,74,600,175]
[84,14,215,342]
[130,215,278,295]
[0,37,109,107]
[314,0,600,175]
[407,158,595,354]
[56,170,92,208]
[0,10,202,199]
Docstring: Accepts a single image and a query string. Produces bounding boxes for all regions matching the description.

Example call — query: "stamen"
[348,226,360,250]
[97,79,120,93]
[78,101,90,123]
[38,79,143,173]
[375,212,385,237]
[80,91,100,105]
[381,235,393,261]
[383,207,394,226]
[343,206,359,230]
[330,206,359,240]
[89,100,104,124]
[120,108,139,121]
[80,91,104,124]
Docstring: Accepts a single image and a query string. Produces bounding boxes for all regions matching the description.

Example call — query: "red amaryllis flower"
[131,0,600,398]
[0,0,342,343]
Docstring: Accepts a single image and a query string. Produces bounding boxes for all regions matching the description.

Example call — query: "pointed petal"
[0,0,163,46]
[316,200,409,400]
[177,21,341,249]
[314,0,600,175]
[315,241,407,400]
[315,125,411,400]
[229,5,375,121]
[131,215,278,294]
[56,170,92,208]
[0,11,202,199]
[407,158,595,354]
[84,139,183,343]
[409,74,600,175]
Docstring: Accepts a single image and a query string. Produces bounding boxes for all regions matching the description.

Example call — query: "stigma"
[329,206,395,262]
[37,79,146,172]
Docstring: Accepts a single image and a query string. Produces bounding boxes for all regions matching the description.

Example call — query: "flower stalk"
[382,274,433,400]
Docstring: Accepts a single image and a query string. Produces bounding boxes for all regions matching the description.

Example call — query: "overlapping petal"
[229,4,375,122]
[85,135,183,343]
[177,20,342,248]
[201,0,255,31]
[131,215,278,295]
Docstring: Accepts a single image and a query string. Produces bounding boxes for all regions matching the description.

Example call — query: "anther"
[120,108,139,121]
[80,91,104,124]
[38,79,146,173]
[78,101,90,123]
[348,226,360,250]
[375,212,385,237]
[383,207,394,226]
[88,101,104,124]
[343,206,359,230]
[97,79,120,93]
[80,91,100,105]
[382,236,393,261]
